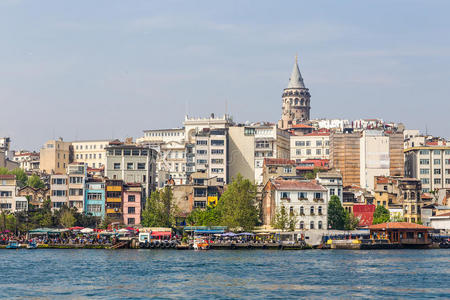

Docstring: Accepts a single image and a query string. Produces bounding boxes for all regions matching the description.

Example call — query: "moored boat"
[6,240,20,249]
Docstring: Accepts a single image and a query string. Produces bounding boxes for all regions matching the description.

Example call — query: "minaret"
[279,55,311,129]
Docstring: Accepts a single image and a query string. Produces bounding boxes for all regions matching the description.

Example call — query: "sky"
[0,0,449,151]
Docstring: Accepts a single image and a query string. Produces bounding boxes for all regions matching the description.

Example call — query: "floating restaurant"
[368,222,433,247]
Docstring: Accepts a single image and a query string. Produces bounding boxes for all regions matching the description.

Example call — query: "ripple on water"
[0,249,449,299]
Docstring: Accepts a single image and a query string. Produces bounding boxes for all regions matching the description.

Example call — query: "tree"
[327,195,346,230]
[344,212,360,230]
[372,205,390,225]
[100,215,111,229]
[216,174,259,231]
[141,186,179,228]
[272,205,290,231]
[305,168,321,180]
[10,168,28,187]
[27,174,45,189]
[60,210,76,228]
[187,206,221,226]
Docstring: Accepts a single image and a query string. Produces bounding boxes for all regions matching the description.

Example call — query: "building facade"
[316,171,343,203]
[0,174,17,212]
[123,183,142,225]
[40,138,72,174]
[50,174,69,210]
[13,151,40,172]
[67,163,86,212]
[405,146,450,193]
[85,179,105,218]
[290,132,330,162]
[105,179,123,222]
[72,140,110,169]
[262,179,328,230]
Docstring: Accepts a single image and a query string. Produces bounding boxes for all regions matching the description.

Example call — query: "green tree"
[344,212,360,230]
[60,210,76,228]
[187,206,221,226]
[216,174,259,231]
[305,168,321,180]
[327,195,346,230]
[141,186,179,228]
[272,205,289,231]
[372,205,390,225]
[27,174,45,189]
[10,168,28,187]
[100,215,112,229]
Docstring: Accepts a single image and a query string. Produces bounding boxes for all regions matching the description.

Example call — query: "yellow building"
[40,138,72,174]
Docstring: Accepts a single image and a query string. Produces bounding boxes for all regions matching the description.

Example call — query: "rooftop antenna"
[425,124,428,136]
[225,99,228,118]
[185,99,189,118]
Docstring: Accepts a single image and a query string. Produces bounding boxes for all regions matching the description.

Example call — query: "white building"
[290,132,330,162]
[0,174,17,212]
[263,179,328,230]
[316,171,343,203]
[13,151,40,172]
[72,140,111,169]
[50,174,69,210]
[429,212,450,233]
[360,130,390,191]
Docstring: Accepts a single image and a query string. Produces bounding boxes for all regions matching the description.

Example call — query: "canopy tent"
[28,228,68,235]
[195,229,225,234]
[151,231,172,237]
[238,232,254,236]
[221,232,237,237]
[80,228,94,234]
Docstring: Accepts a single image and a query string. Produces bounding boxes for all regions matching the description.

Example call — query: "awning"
[195,229,225,234]
[151,231,172,236]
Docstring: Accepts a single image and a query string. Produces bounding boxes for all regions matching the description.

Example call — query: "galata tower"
[278,56,311,129]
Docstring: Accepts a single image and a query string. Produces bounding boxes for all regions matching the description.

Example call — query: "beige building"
[405,146,450,193]
[40,138,72,174]
[105,142,157,198]
[290,132,330,162]
[50,174,68,210]
[0,174,17,212]
[67,163,87,212]
[72,140,111,169]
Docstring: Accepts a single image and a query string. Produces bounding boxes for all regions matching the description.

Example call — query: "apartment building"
[105,142,157,198]
[290,132,330,162]
[84,179,105,218]
[13,151,40,172]
[105,179,123,222]
[72,140,110,168]
[262,179,328,230]
[137,114,231,186]
[67,163,86,212]
[40,138,72,174]
[194,128,228,184]
[316,171,343,203]
[123,183,142,225]
[405,146,450,193]
[0,175,17,212]
[191,172,223,209]
[330,131,361,187]
[262,158,297,186]
[50,174,69,210]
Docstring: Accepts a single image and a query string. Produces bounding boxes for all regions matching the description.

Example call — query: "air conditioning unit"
[114,208,119,212]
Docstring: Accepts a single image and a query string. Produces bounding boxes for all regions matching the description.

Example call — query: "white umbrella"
[80,228,94,233]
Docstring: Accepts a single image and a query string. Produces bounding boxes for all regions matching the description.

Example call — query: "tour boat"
[6,240,20,249]
[193,237,209,250]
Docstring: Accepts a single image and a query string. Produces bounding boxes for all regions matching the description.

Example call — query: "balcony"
[314,198,324,203]
[298,197,308,201]
[107,197,122,203]
[281,197,291,202]
[107,208,122,214]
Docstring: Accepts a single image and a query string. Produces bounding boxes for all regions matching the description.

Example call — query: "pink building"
[123,183,142,226]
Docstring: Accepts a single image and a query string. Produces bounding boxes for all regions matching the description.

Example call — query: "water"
[0,249,449,299]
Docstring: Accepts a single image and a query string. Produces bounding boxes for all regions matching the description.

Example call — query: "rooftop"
[264,158,296,166]
[368,222,432,230]
[271,179,327,191]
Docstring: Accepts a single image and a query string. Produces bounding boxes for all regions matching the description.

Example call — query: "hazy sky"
[1,0,449,151]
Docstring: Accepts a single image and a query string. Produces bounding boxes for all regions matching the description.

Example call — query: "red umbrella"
[68,227,84,230]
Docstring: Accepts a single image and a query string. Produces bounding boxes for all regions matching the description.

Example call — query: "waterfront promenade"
[0,249,449,299]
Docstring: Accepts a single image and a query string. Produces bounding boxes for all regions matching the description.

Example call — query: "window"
[300,206,304,215]
[128,195,135,202]
[284,167,292,173]
[310,206,314,215]
[434,169,441,175]
[316,141,322,146]
[114,149,122,156]
[445,150,450,155]
[434,178,441,184]
[196,140,208,146]
[306,149,311,155]
[127,163,133,170]
[298,192,307,199]
[281,192,290,199]
[421,178,430,184]
[445,159,450,165]
[87,204,102,212]
[114,163,120,170]
[310,221,314,229]
[128,207,135,214]
[314,192,322,199]
[132,149,140,156]
[87,193,102,200]
[211,140,224,146]
[299,221,304,229]
[0,191,12,197]
[295,141,305,147]
[211,168,224,173]
[318,221,323,230]
[127,218,135,225]
[256,141,270,149]
[446,179,450,184]
[196,150,207,155]
[211,159,224,164]
[316,149,321,155]
[446,169,450,175]
[420,150,430,155]
[434,159,441,165]
[318,206,323,215]
[194,201,206,209]
[76,154,79,159]
[290,206,294,215]
[326,149,330,155]
[420,169,430,175]
[420,159,430,165]
[51,190,66,197]
[305,141,311,146]
[296,150,302,155]
[196,159,207,164]
[137,163,145,170]
[433,150,441,155]
[330,188,335,195]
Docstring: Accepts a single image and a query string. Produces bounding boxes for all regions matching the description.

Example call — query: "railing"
[400,238,431,245]
[281,197,291,202]
[298,197,308,201]
[314,198,324,202]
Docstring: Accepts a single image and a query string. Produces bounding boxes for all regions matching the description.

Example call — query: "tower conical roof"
[287,56,305,89]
